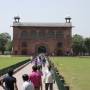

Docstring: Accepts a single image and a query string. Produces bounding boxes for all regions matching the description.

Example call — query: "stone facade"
[12,17,72,56]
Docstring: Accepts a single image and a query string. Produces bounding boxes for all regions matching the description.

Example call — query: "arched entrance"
[56,49,63,56]
[21,50,27,55]
[55,42,63,56]
[38,46,47,54]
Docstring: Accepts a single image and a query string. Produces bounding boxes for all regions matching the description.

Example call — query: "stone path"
[0,62,59,90]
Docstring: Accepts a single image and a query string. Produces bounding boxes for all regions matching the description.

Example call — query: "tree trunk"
[2,50,4,55]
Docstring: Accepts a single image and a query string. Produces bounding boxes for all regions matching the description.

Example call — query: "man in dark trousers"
[44,65,55,90]
[0,69,18,90]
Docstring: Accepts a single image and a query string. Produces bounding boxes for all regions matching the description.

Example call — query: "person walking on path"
[0,69,18,90]
[37,65,43,77]
[22,74,34,90]
[29,65,42,90]
[37,65,43,90]
[44,65,55,90]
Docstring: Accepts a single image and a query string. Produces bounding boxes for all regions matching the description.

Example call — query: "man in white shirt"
[22,74,34,90]
[44,65,55,90]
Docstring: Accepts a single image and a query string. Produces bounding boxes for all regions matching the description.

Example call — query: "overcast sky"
[0,0,90,38]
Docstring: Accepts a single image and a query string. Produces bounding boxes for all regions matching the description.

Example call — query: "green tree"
[0,33,11,54]
[6,40,12,52]
[72,34,84,55]
[84,38,90,55]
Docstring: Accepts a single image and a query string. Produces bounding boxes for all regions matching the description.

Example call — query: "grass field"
[0,55,30,69]
[51,56,90,90]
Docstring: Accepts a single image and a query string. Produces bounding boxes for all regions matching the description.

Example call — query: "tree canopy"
[72,34,90,55]
[0,33,12,54]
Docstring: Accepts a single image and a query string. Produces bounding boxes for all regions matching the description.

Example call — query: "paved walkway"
[0,62,59,90]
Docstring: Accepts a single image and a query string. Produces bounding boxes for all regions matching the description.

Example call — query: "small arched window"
[56,31,64,38]
[39,31,46,39]
[48,31,55,38]
[57,42,63,48]
[21,31,28,39]
[30,31,37,39]
[21,42,27,47]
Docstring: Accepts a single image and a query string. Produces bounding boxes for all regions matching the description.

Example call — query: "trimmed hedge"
[0,59,30,76]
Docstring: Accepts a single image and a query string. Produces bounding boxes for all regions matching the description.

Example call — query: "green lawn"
[51,56,90,90]
[0,55,30,69]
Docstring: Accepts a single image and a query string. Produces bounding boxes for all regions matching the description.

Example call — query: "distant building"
[12,16,73,56]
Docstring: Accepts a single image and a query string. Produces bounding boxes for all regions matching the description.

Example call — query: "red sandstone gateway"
[12,16,73,56]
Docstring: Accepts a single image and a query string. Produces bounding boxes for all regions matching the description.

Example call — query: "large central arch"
[35,44,48,54]
[38,46,46,54]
